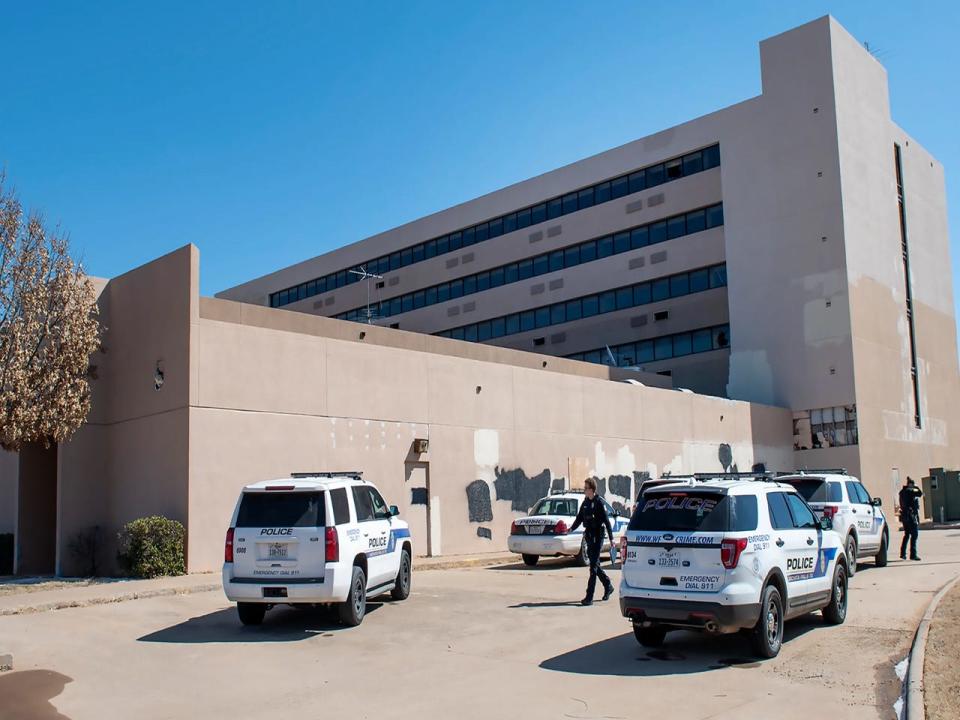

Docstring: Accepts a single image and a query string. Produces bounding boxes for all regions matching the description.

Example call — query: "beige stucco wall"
[54,246,196,576]
[827,20,960,510]
[187,294,793,572]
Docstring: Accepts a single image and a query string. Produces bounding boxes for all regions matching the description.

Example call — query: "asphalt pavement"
[1,529,958,720]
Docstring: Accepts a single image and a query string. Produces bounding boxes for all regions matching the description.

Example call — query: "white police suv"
[223,472,412,627]
[618,475,849,658]
[778,471,888,574]
[507,491,628,567]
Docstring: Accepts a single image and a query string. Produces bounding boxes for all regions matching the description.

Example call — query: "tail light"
[325,527,339,562]
[720,537,748,569]
[554,520,569,535]
[822,506,838,520]
[224,528,235,563]
[510,521,519,535]
[619,535,628,558]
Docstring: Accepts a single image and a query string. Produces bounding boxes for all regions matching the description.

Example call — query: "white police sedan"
[508,491,628,566]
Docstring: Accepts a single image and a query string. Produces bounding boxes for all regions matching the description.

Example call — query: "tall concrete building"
[220,16,960,500]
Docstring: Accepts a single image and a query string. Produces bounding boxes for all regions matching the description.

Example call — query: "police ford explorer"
[779,470,888,575]
[222,472,411,627]
[508,491,628,567]
[618,475,849,658]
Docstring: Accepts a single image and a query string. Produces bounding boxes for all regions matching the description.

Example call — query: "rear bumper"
[620,595,761,632]
[508,534,585,556]
[222,565,350,603]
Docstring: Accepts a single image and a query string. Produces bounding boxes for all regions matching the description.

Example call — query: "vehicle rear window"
[531,498,578,516]
[628,492,758,532]
[330,488,350,525]
[236,492,324,528]
[783,479,843,503]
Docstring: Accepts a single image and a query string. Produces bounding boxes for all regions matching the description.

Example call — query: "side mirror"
[389,505,400,517]
[820,515,833,531]
[870,497,882,507]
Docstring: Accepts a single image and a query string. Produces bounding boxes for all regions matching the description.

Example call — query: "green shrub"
[117,516,185,578]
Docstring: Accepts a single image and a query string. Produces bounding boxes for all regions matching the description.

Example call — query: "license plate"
[658,557,680,567]
[527,525,544,535]
[269,543,288,559]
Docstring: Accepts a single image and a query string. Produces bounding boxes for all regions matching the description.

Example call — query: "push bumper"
[620,595,761,632]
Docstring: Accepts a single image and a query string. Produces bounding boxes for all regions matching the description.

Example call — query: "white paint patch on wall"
[430,495,442,556]
[591,441,636,479]
[882,411,948,446]
[474,429,500,467]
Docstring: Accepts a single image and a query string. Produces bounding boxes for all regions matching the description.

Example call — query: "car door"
[767,492,819,610]
[351,485,392,587]
[784,492,833,602]
[845,481,876,550]
[853,482,882,550]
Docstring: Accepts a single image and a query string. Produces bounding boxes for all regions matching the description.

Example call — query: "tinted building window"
[272,145,722,307]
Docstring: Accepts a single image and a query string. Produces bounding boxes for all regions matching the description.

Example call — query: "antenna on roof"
[349,266,384,324]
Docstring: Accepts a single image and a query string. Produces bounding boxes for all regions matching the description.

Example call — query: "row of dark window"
[270,144,722,308]
[567,323,730,367]
[335,203,724,322]
[432,263,727,343]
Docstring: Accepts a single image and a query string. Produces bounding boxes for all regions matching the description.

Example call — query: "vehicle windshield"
[783,479,841,504]
[628,491,758,532]
[530,498,578,516]
[236,491,325,527]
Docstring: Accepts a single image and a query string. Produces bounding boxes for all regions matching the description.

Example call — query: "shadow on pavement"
[138,603,382,643]
[509,600,584,608]
[488,560,620,572]
[0,669,73,719]
[540,615,822,677]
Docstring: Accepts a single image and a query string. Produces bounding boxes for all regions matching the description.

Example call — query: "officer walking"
[898,477,923,561]
[569,478,615,606]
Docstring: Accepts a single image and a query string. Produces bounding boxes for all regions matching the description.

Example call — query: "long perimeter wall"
[191,257,794,572]
[14,245,793,575]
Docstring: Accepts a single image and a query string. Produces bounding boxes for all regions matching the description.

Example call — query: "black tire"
[521,554,539,567]
[822,562,848,625]
[750,585,784,658]
[633,624,667,648]
[338,565,367,627]
[875,530,889,567]
[237,602,266,626]
[574,539,589,567]
[845,534,858,577]
[391,549,412,601]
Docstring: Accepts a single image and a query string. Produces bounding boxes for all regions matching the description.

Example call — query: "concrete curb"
[905,572,960,720]
[414,554,516,571]
[0,583,221,617]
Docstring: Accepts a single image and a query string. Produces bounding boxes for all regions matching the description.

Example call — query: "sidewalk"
[0,573,220,616]
[0,552,516,617]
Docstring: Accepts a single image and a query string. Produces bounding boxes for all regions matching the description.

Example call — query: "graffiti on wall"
[494,468,552,512]
[465,479,493,523]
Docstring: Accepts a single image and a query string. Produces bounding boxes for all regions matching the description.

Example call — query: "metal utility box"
[922,468,960,523]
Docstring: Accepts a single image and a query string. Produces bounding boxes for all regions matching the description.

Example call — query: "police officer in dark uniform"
[569,478,615,606]
[898,477,923,561]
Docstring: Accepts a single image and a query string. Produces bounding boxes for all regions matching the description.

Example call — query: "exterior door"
[404,463,430,557]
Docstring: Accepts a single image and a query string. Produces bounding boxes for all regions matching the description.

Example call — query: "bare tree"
[0,176,101,451]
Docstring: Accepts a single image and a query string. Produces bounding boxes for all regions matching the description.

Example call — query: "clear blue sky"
[1,1,957,330]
